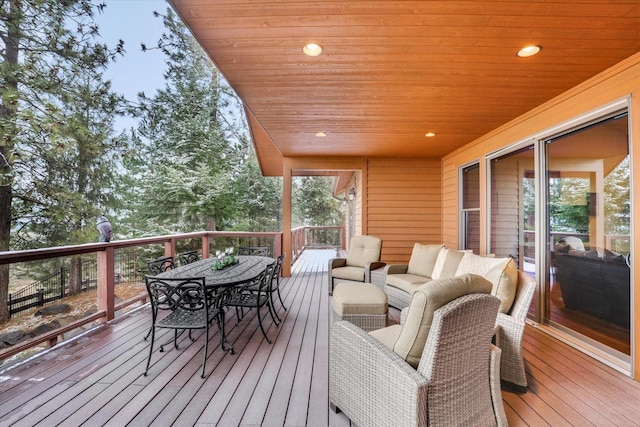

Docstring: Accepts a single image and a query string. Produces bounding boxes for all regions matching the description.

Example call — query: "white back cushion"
[406,243,444,277]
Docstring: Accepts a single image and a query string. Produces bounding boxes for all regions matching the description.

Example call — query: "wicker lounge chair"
[328,235,385,294]
[330,287,506,426]
[494,270,536,389]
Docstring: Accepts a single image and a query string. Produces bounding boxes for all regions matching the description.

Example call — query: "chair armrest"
[495,312,524,337]
[330,321,428,427]
[494,312,525,349]
[400,307,410,325]
[384,263,409,275]
[329,258,347,269]
[364,261,386,282]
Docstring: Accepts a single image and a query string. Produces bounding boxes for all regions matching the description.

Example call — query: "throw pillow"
[392,273,493,368]
[484,258,518,313]
[455,252,505,277]
[406,243,444,278]
[431,248,468,280]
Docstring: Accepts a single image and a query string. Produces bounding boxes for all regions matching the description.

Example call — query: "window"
[460,163,480,252]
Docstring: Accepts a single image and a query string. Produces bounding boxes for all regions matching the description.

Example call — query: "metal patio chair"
[143,276,225,378]
[147,256,176,275]
[227,261,276,343]
[178,250,200,266]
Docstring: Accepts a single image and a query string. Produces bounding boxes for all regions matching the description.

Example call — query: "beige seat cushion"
[369,324,402,349]
[385,273,431,294]
[375,274,493,368]
[406,243,444,277]
[332,265,366,282]
[345,235,382,267]
[484,258,518,313]
[332,283,388,315]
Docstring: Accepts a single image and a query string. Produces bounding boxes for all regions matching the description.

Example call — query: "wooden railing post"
[201,234,210,259]
[97,246,115,322]
[164,239,176,259]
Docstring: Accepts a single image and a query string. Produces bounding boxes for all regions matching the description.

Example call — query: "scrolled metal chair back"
[147,256,176,275]
[145,276,207,313]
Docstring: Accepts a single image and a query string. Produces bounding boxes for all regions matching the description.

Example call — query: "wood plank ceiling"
[168,1,640,176]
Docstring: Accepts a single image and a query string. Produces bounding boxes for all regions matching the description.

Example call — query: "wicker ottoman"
[331,282,388,332]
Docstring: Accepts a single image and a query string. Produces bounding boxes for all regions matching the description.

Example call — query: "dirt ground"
[0,281,147,335]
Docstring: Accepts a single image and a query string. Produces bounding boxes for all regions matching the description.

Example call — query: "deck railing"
[291,225,345,263]
[0,226,344,361]
[0,231,282,361]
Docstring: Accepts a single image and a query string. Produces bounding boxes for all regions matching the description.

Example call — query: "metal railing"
[7,251,145,318]
[8,259,97,317]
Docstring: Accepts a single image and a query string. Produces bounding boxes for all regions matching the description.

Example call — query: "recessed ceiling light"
[303,42,323,57]
[315,132,327,137]
[517,45,541,57]
[425,132,436,137]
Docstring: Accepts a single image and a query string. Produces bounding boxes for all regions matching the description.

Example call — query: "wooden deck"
[1,249,639,426]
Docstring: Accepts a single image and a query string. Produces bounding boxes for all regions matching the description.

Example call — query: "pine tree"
[126,8,240,234]
[0,1,126,318]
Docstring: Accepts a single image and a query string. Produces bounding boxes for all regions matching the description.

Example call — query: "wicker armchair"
[328,235,385,294]
[494,269,536,389]
[330,293,507,427]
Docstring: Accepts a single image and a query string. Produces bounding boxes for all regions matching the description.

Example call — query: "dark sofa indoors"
[552,244,630,329]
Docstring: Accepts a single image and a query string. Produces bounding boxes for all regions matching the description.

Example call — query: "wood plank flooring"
[1,249,638,426]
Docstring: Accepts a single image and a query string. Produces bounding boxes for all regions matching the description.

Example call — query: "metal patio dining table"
[156,254,275,353]
[158,255,275,288]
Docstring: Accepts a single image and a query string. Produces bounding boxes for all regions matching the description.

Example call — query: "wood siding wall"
[440,52,640,379]
[366,158,442,265]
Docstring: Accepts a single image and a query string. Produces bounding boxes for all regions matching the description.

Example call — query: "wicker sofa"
[380,244,519,314]
[374,243,535,387]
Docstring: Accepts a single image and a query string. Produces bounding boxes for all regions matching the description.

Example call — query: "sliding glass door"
[489,144,536,316]
[485,105,631,365]
[545,112,631,357]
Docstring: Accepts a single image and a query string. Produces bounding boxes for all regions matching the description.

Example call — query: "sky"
[93,1,248,141]
[93,0,170,132]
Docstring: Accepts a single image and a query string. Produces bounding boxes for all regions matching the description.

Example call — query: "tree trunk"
[0,2,21,322]
[0,180,11,321]
[68,256,83,295]
[206,216,216,231]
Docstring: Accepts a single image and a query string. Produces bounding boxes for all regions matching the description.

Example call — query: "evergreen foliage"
[0,3,345,321]
[124,9,243,234]
[0,0,126,319]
